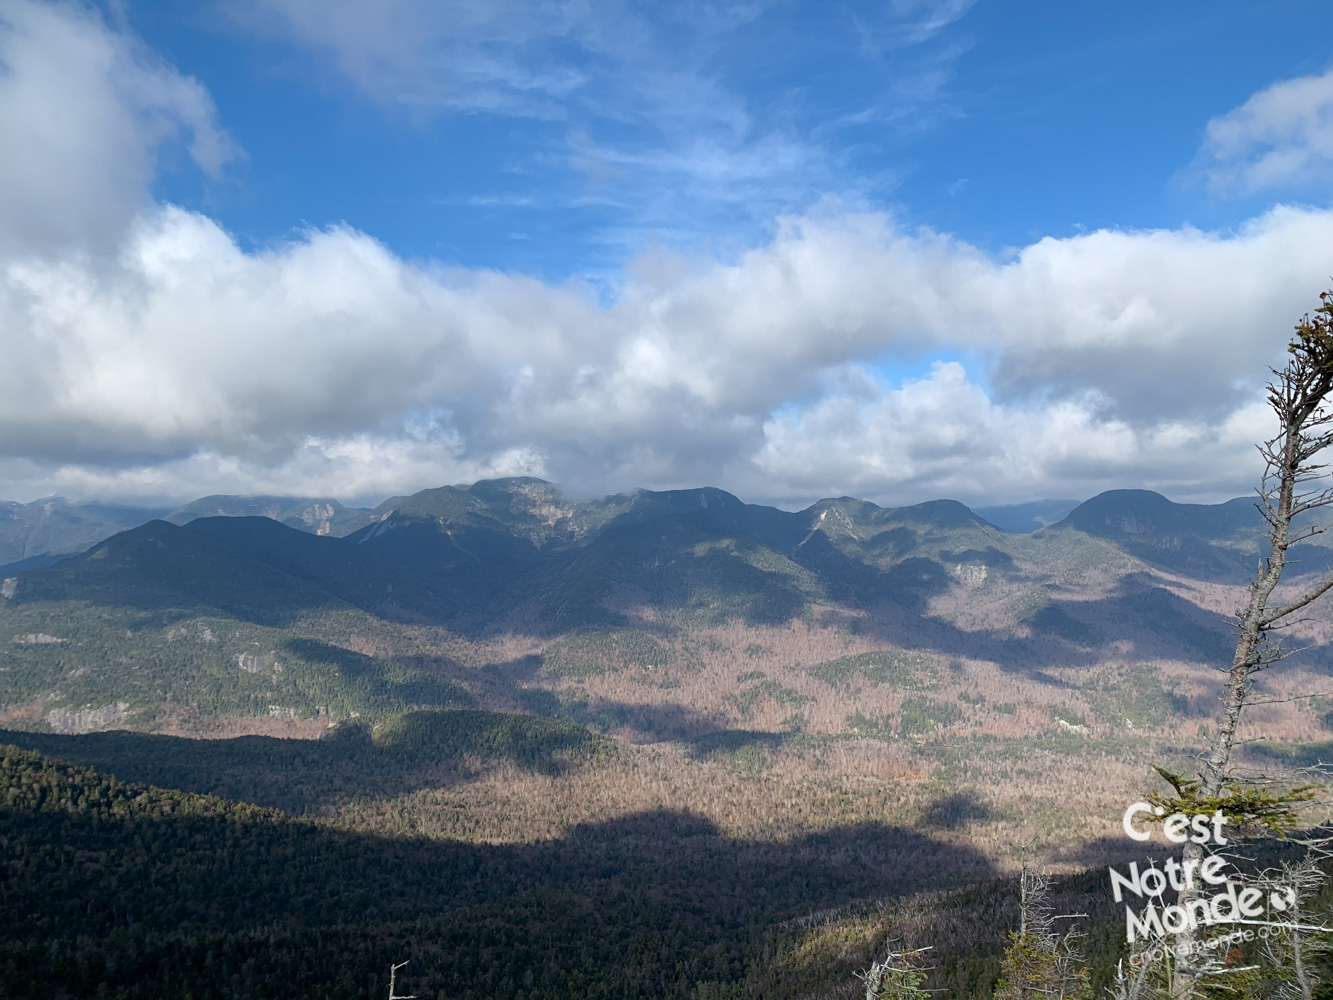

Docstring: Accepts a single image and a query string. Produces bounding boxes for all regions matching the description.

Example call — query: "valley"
[3,479,1332,997]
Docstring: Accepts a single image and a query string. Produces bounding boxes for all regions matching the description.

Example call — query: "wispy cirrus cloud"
[226,0,973,255]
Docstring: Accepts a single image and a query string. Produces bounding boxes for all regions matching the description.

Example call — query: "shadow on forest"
[0,715,602,816]
[918,792,992,831]
[684,729,789,760]
[394,653,730,743]
[825,571,1330,678]
[1,783,999,946]
[1,737,998,979]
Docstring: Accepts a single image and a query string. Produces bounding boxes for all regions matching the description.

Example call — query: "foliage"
[541,629,668,678]
[0,741,1013,999]
[993,867,1090,1000]
[729,677,810,719]
[809,651,936,692]
[1148,765,1316,838]
[860,946,935,1000]
[0,606,470,727]
[850,699,962,738]
[1082,665,1188,730]
[369,709,608,774]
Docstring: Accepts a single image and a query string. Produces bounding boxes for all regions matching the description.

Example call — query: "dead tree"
[1255,857,1332,1000]
[1171,292,1333,998]
[859,944,934,1000]
[388,960,416,1000]
[994,864,1090,1000]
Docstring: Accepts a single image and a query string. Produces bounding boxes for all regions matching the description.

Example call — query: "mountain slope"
[0,738,1004,1000]
[166,494,373,536]
[3,479,1322,736]
[0,497,167,571]
[1046,489,1333,581]
[0,520,469,730]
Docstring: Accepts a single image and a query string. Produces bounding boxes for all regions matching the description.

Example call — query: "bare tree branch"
[1262,575,1333,625]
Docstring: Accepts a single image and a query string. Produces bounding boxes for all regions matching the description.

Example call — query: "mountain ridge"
[0,480,1264,574]
[3,478,1325,739]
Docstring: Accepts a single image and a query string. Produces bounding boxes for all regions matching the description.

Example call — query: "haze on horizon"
[3,0,1333,511]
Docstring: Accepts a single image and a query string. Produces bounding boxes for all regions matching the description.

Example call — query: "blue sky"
[123,1,1333,277]
[2,0,1333,508]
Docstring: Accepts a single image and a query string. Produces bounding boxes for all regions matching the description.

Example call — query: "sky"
[3,0,1333,510]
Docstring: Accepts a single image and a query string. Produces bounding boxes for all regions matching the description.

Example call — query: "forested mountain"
[0,736,1092,999]
[164,494,375,536]
[0,494,376,575]
[0,497,168,574]
[2,477,1328,735]
[5,479,1333,997]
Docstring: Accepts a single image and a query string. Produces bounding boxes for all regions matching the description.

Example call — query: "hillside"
[4,479,1332,742]
[0,734,1013,999]
[0,497,167,574]
[0,494,380,577]
[5,480,1333,996]
[5,715,1322,999]
[0,519,470,731]
[164,493,375,536]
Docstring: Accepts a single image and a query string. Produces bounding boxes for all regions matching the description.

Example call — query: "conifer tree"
[1255,858,1331,1000]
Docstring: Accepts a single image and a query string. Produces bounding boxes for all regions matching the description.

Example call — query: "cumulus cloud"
[0,1,1329,510]
[0,0,234,256]
[3,199,1331,507]
[749,363,1274,507]
[1197,66,1333,195]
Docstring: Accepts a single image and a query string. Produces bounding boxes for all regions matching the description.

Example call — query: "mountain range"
[2,476,1325,739]
[4,479,1331,998]
[0,481,1278,576]
[0,487,1110,577]
[0,493,379,575]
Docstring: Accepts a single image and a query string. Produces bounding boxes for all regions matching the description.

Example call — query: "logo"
[1109,801,1307,953]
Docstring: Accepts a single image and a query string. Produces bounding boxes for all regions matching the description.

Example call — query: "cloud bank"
[0,0,1330,509]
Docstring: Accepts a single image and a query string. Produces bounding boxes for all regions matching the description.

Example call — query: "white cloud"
[884,0,976,47]
[231,0,589,115]
[1197,66,1333,194]
[749,362,1273,507]
[1,0,1330,510]
[0,0,234,256]
[2,199,1332,507]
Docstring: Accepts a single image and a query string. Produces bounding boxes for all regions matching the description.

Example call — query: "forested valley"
[6,478,1333,997]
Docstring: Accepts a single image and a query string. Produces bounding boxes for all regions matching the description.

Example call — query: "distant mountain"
[0,518,469,731]
[1044,489,1326,581]
[347,480,1015,627]
[165,494,373,536]
[3,478,1321,736]
[0,497,168,573]
[975,499,1082,533]
[0,494,377,575]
